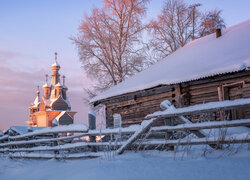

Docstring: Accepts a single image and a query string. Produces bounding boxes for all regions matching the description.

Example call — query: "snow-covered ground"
[1,148,250,180]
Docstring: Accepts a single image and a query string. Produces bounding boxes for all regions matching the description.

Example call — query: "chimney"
[216,28,221,38]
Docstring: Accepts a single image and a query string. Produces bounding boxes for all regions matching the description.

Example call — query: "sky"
[0,0,249,131]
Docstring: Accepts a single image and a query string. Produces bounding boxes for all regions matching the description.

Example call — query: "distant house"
[90,20,250,128]
[4,126,45,136]
[27,53,77,127]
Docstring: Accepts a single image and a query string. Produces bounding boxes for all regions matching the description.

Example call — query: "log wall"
[104,71,250,128]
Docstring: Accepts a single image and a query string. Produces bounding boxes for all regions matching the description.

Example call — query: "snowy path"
[0,150,250,180]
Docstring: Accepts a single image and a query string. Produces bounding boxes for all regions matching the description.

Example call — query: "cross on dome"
[51,52,60,68]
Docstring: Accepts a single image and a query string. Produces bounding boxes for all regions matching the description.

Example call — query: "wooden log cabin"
[90,20,250,128]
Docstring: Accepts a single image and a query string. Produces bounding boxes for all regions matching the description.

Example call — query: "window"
[113,114,122,128]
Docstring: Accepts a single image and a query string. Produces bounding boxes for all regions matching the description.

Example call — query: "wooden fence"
[1,98,250,159]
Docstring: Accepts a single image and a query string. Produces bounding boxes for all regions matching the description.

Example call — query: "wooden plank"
[0,135,8,141]
[8,125,88,140]
[8,152,102,159]
[0,134,84,147]
[96,85,173,106]
[117,118,156,155]
[139,133,250,146]
[88,126,138,136]
[146,98,250,119]
[0,141,124,152]
[150,119,250,132]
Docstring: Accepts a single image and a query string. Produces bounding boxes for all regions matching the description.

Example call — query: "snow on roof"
[55,82,62,87]
[9,124,88,139]
[33,96,40,107]
[43,83,50,88]
[88,109,96,117]
[91,20,250,103]
[55,111,67,121]
[50,95,71,108]
[62,85,68,89]
[51,59,60,67]
[6,126,45,135]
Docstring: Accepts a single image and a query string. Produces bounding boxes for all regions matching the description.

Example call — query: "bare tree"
[72,0,150,94]
[199,9,226,37]
[147,0,195,59]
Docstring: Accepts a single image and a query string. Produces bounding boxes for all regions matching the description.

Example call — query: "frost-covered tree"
[72,0,150,95]
[199,9,226,37]
[147,0,225,60]
[147,0,195,59]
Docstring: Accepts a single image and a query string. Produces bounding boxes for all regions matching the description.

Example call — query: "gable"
[39,98,46,111]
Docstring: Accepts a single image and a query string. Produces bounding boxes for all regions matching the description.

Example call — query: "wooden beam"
[0,134,84,147]
[146,98,250,119]
[150,119,250,132]
[117,118,156,155]
[8,152,102,159]
[139,133,250,146]
[0,141,124,152]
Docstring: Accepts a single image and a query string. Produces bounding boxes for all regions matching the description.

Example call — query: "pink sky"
[0,0,249,131]
[0,48,96,131]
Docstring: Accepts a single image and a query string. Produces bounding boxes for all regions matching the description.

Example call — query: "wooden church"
[90,20,250,128]
[27,53,77,127]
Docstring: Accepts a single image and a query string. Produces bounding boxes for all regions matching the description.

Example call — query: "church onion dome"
[43,83,50,88]
[51,61,60,68]
[55,82,62,87]
[62,75,68,90]
[51,52,60,70]
[62,85,68,90]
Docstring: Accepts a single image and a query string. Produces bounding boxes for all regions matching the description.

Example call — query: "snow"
[55,82,62,87]
[140,132,250,146]
[9,124,88,140]
[54,111,67,121]
[0,134,84,148]
[5,126,45,135]
[33,95,40,107]
[1,150,250,180]
[88,124,140,135]
[117,119,156,154]
[150,119,250,132]
[0,130,3,136]
[8,152,103,159]
[146,98,250,118]
[42,83,50,88]
[0,135,8,141]
[88,109,96,117]
[91,20,250,103]
[50,95,71,108]
[0,140,123,153]
[51,60,60,67]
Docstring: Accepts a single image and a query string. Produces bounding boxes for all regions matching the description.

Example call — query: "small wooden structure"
[1,98,250,159]
[90,20,250,128]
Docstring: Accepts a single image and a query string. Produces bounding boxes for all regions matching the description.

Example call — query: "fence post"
[160,100,174,150]
[52,119,59,155]
[88,110,96,152]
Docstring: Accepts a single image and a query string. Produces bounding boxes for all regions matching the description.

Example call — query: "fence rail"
[1,98,250,159]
